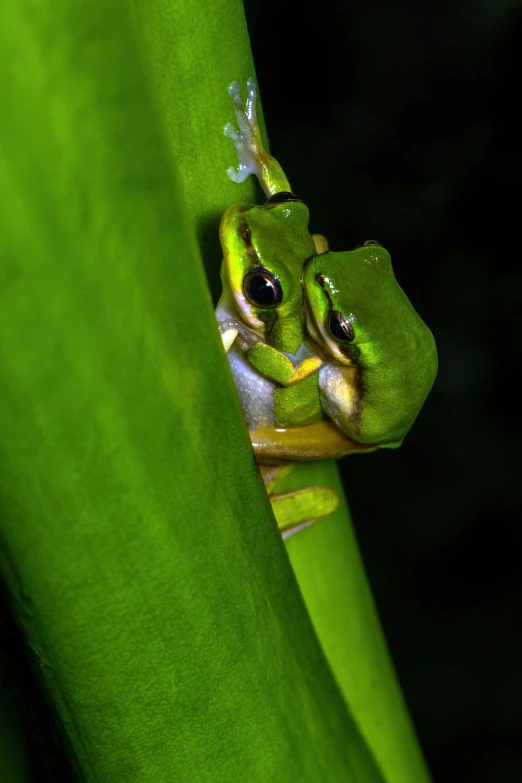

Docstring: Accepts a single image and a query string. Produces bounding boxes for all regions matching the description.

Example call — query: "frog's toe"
[226,165,250,184]
[245,77,258,125]
[223,122,240,141]
[228,80,242,105]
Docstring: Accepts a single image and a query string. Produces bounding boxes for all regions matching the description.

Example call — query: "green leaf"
[0,0,385,780]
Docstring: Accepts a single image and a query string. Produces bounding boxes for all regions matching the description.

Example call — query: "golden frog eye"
[326,310,355,342]
[243,268,283,308]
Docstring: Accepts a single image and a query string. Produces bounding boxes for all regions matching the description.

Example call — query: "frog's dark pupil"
[327,311,355,342]
[244,269,283,308]
[250,275,274,304]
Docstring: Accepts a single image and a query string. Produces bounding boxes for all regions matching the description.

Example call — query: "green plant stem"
[0,0,384,780]
[133,2,432,780]
[281,462,432,783]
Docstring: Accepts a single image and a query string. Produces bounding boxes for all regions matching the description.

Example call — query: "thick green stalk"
[134,2,432,781]
[0,0,383,780]
[280,462,432,783]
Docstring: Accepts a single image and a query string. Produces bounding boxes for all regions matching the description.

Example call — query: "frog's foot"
[247,344,295,385]
[247,343,323,386]
[260,464,339,540]
[224,78,264,185]
[224,79,292,196]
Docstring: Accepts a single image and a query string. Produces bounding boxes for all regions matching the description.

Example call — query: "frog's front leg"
[246,342,324,387]
[224,78,294,197]
[260,464,339,540]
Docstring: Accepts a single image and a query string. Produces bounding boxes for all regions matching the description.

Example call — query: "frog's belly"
[227,347,275,428]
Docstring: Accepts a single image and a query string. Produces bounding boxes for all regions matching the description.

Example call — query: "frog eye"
[326,311,355,342]
[243,268,283,308]
[355,240,382,248]
[266,192,302,204]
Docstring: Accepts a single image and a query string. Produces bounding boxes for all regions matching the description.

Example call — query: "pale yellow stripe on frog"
[285,355,323,385]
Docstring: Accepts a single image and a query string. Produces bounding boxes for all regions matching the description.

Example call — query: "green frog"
[216,79,437,536]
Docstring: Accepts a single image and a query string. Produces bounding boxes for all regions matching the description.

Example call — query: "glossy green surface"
[0,0,385,780]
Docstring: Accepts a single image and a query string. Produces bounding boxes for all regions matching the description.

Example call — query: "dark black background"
[243,0,522,780]
[1,2,520,781]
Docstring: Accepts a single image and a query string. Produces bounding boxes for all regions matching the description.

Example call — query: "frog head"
[218,193,316,355]
[303,243,438,447]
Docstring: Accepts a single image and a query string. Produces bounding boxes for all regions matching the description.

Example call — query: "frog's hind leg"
[260,463,339,540]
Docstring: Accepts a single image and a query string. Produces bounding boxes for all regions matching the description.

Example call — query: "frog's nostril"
[316,273,325,287]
